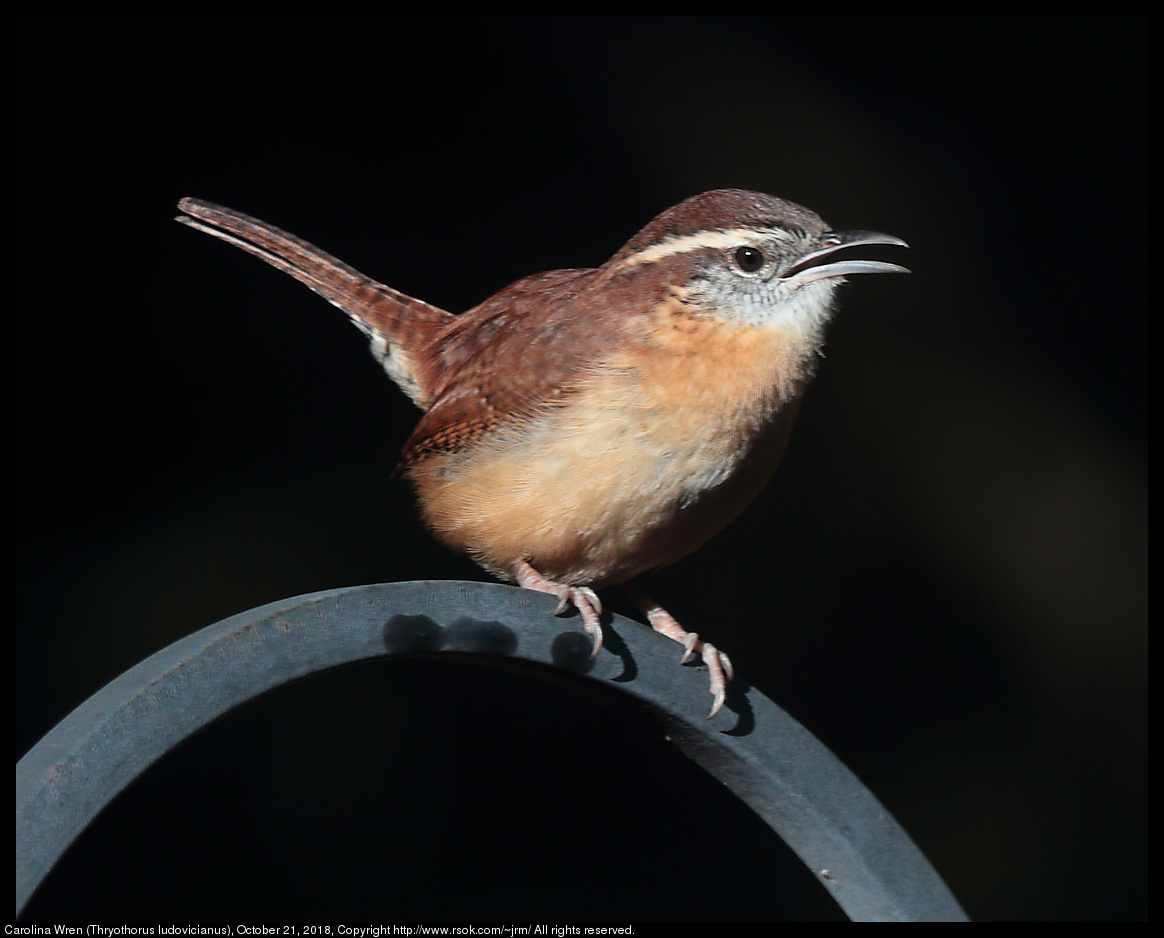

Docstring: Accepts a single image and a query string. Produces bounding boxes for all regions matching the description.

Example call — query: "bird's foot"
[511,560,603,658]
[623,583,734,718]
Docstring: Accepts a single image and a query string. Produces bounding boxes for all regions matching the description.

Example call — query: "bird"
[176,189,908,717]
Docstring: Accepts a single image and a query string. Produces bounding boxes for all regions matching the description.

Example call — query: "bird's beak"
[784,230,910,284]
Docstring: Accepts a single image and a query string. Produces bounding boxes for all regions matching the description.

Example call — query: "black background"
[16,16,1147,921]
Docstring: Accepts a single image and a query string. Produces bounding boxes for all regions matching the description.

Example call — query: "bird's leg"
[622,582,734,718]
[511,560,603,658]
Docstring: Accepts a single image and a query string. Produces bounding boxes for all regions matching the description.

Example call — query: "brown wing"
[400,266,614,465]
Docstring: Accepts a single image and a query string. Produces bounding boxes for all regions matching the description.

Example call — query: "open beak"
[784,230,910,285]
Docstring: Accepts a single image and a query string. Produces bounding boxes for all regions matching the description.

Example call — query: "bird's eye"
[734,245,765,273]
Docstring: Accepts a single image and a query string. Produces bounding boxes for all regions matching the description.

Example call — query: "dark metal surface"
[15,580,967,920]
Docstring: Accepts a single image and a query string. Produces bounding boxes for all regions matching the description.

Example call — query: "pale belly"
[407,337,807,587]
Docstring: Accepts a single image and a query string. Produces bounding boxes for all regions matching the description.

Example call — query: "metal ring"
[16,580,966,920]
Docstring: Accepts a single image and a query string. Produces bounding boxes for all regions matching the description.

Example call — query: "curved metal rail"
[16,580,967,920]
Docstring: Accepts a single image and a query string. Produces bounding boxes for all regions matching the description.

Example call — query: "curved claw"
[565,586,604,658]
[701,642,730,719]
[622,582,735,718]
[512,561,604,658]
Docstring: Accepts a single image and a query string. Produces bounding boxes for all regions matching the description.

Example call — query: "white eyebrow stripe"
[615,227,795,270]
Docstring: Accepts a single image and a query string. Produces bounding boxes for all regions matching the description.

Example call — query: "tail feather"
[176,198,454,408]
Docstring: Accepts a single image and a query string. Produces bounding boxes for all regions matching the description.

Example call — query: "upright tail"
[176,198,455,409]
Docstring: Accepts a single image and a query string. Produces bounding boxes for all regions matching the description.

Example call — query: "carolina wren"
[177,189,907,716]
